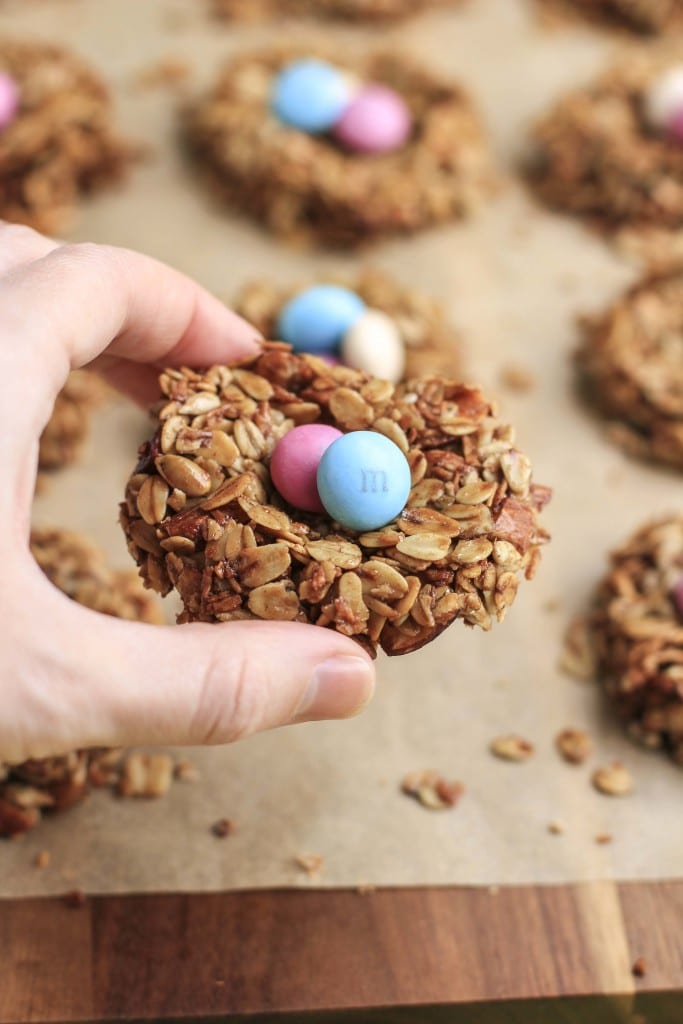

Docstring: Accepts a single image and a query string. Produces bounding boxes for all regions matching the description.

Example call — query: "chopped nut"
[559,618,596,682]
[34,850,51,870]
[632,957,648,979]
[118,753,174,799]
[211,818,235,839]
[489,735,535,762]
[547,820,565,835]
[555,728,592,765]
[592,762,634,797]
[400,770,464,810]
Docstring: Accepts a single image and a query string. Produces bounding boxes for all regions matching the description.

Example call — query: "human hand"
[0,224,375,765]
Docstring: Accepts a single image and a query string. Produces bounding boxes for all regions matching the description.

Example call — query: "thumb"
[7,585,376,761]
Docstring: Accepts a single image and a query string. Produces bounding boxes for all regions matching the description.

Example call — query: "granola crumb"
[401,771,465,810]
[133,57,192,91]
[489,735,535,762]
[174,758,201,783]
[211,818,235,839]
[547,820,566,835]
[632,956,648,978]
[592,762,634,797]
[500,364,536,393]
[595,832,613,845]
[555,728,592,765]
[357,883,376,894]
[34,850,51,870]
[295,853,325,878]
[543,597,562,613]
[559,617,596,681]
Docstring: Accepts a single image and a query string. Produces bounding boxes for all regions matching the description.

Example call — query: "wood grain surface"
[2,882,683,1023]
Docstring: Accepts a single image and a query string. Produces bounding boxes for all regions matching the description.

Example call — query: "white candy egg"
[341,308,405,384]
[644,65,683,129]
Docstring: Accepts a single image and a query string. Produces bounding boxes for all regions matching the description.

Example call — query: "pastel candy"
[317,431,411,532]
[341,308,405,383]
[333,84,412,154]
[272,60,352,134]
[277,285,366,354]
[644,66,683,130]
[0,72,19,131]
[270,424,343,514]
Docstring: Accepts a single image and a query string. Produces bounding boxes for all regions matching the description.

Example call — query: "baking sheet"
[2,0,682,897]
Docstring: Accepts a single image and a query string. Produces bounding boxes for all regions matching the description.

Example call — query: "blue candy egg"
[271,60,352,134]
[317,431,411,532]
[277,285,366,355]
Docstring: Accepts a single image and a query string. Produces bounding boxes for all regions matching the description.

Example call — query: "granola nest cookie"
[39,370,108,474]
[591,516,683,763]
[233,269,461,381]
[0,529,163,838]
[528,57,683,265]
[182,48,494,248]
[537,0,683,33]
[210,0,461,22]
[120,345,551,657]
[0,39,134,232]
[576,273,683,469]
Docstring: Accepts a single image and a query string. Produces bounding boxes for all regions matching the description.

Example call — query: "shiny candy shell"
[270,424,343,514]
[271,59,352,134]
[341,308,405,384]
[0,73,19,131]
[644,65,683,131]
[317,431,411,532]
[277,285,366,354]
[333,84,412,154]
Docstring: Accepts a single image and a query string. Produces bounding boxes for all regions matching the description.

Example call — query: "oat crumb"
[34,850,51,870]
[595,833,613,845]
[295,854,324,878]
[547,820,565,835]
[632,957,648,978]
[211,818,235,838]
[500,364,536,393]
[489,735,535,762]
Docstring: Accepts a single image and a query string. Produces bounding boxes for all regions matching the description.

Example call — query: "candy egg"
[341,308,405,383]
[644,65,683,131]
[332,84,412,154]
[317,431,411,532]
[277,285,366,354]
[0,73,19,131]
[271,59,352,134]
[270,424,343,514]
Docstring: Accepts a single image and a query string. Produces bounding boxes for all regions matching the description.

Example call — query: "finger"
[0,221,60,277]
[0,242,262,467]
[4,580,376,761]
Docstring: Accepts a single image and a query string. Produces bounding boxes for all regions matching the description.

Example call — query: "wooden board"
[2,882,683,1023]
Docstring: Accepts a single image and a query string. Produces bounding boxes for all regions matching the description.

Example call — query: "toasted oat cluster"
[576,273,683,469]
[38,370,108,474]
[528,58,683,265]
[0,529,164,838]
[537,0,683,32]
[233,270,461,380]
[0,40,134,232]
[120,345,551,657]
[182,48,494,248]
[210,0,461,21]
[591,516,683,763]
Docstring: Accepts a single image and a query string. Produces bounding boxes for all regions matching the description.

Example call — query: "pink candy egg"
[0,73,19,131]
[270,424,343,514]
[333,84,412,155]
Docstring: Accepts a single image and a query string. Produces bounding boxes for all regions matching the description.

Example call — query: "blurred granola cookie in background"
[0,529,165,838]
[535,0,683,34]
[38,371,109,477]
[575,272,683,469]
[528,54,683,273]
[590,516,683,763]
[232,269,462,382]
[0,39,137,233]
[182,46,495,249]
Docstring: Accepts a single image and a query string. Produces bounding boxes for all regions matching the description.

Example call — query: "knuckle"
[0,222,43,271]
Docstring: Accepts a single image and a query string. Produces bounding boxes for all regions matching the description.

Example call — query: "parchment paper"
[2,0,682,898]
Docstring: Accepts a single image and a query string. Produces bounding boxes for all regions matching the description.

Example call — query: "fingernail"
[296,656,375,722]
